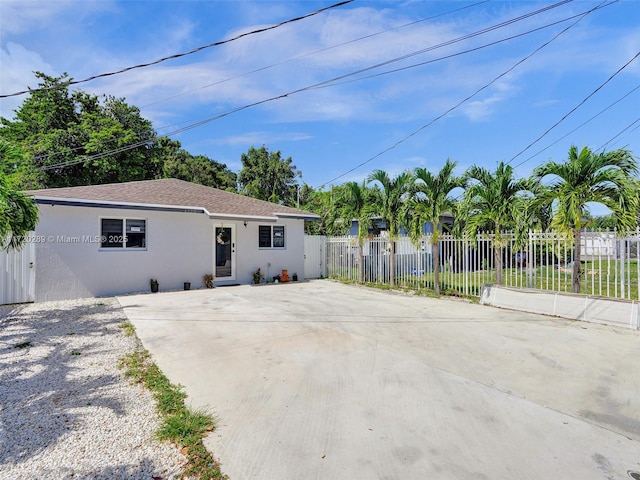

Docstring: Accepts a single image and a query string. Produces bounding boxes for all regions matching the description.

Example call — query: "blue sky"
[1,1,639,213]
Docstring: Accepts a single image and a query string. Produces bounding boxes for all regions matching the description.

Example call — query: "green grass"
[118,333,226,479]
[118,321,136,337]
[329,259,640,300]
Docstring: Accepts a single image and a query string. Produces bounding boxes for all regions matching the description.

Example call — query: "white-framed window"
[101,218,146,249]
[258,225,285,248]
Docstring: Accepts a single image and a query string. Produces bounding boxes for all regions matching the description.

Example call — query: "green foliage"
[159,137,237,190]
[403,159,465,294]
[533,145,639,293]
[0,141,39,250]
[238,145,301,205]
[1,72,236,192]
[463,162,532,285]
[367,169,413,287]
[301,184,354,235]
[119,347,225,479]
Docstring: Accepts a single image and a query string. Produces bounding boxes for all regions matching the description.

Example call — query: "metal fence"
[324,229,640,300]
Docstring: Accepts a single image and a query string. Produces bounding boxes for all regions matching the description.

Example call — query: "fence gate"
[1,243,35,305]
[304,235,326,279]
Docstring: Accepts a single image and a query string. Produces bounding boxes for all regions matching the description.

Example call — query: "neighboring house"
[23,178,318,302]
[348,213,455,236]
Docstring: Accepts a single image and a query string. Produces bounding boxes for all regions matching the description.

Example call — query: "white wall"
[32,203,308,301]
[235,218,305,284]
[34,204,213,301]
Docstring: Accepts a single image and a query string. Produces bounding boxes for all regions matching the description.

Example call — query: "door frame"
[213,223,237,281]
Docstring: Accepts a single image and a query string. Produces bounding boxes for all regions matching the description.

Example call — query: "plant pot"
[292,274,298,281]
[184,282,191,290]
[150,282,159,293]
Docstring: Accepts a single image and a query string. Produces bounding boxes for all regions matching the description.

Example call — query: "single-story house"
[23,178,319,302]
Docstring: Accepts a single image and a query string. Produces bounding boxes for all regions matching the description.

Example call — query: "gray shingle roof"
[26,178,318,220]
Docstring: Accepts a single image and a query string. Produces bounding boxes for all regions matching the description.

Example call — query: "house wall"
[34,204,213,301]
[32,204,308,301]
[236,218,305,284]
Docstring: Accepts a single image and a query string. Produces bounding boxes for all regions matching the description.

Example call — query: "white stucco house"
[22,178,318,302]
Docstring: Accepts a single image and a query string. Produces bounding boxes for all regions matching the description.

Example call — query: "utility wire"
[596,116,640,151]
[510,83,640,167]
[141,0,490,109]
[38,0,576,167]
[0,0,353,99]
[318,1,601,188]
[509,49,640,168]
[153,0,576,134]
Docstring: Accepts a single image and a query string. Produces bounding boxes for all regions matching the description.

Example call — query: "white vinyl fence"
[1,242,36,305]
[320,229,640,300]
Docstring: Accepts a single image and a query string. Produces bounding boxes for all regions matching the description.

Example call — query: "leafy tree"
[301,184,352,236]
[404,159,465,294]
[0,72,162,188]
[533,145,638,293]
[238,146,301,205]
[463,162,531,285]
[159,138,237,190]
[0,141,38,250]
[367,170,413,287]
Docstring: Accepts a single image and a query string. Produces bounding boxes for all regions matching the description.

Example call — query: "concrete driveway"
[118,280,640,480]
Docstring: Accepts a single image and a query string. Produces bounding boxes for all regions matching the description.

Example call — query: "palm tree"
[404,159,465,294]
[0,141,39,250]
[463,162,531,286]
[367,170,413,287]
[342,181,376,283]
[533,145,638,294]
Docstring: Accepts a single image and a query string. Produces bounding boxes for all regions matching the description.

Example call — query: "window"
[258,225,285,248]
[101,218,146,249]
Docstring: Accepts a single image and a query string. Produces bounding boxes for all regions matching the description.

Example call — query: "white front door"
[214,224,236,281]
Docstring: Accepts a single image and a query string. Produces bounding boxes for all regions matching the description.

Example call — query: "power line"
[39,0,576,168]
[318,1,602,188]
[509,49,640,168]
[509,83,640,167]
[0,0,353,99]
[596,116,640,151]
[141,0,490,109]
[153,0,577,134]
[41,0,596,172]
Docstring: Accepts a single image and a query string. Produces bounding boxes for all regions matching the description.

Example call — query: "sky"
[1,0,639,214]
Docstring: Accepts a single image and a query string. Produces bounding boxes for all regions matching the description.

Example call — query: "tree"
[367,170,413,287]
[533,145,638,293]
[238,146,301,205]
[159,138,237,190]
[0,141,38,250]
[301,184,352,236]
[404,159,465,294]
[463,162,531,286]
[0,72,163,188]
[342,181,377,283]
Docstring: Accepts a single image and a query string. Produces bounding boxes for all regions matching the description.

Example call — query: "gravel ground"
[0,298,187,480]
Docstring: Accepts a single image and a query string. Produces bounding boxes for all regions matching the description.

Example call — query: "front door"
[214,225,236,281]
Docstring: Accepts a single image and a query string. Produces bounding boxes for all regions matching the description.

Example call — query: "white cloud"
[212,131,313,146]
[0,42,55,118]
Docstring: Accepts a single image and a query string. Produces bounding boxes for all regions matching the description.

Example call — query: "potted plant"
[150,278,159,293]
[252,268,264,285]
[203,273,215,288]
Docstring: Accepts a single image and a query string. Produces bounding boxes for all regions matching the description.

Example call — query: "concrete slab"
[118,280,640,480]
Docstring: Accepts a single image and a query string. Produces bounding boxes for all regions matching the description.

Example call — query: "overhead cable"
[0,0,353,99]
[38,0,577,167]
[141,0,490,109]
[510,49,640,168]
[318,1,603,187]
